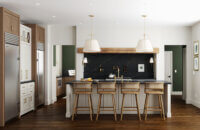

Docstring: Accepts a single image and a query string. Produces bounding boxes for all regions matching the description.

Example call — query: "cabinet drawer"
[20,84,27,95]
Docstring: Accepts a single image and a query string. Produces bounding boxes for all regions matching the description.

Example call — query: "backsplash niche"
[84,53,155,79]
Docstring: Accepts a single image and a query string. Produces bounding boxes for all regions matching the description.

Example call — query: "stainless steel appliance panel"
[5,43,19,121]
[37,50,44,105]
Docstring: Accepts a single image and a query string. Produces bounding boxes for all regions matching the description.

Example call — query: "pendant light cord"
[143,15,146,39]
[89,15,94,40]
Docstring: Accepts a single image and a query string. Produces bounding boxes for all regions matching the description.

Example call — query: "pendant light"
[83,15,101,52]
[136,15,153,52]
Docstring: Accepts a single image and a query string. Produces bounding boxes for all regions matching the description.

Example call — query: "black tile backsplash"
[84,53,154,79]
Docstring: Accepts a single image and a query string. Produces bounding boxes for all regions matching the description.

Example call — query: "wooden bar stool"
[96,82,117,121]
[143,82,165,120]
[120,82,141,121]
[72,82,93,121]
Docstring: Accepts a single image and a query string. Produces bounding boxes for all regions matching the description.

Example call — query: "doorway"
[164,45,186,99]
[53,45,76,101]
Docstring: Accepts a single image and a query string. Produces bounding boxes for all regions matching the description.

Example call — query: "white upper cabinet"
[20,24,32,82]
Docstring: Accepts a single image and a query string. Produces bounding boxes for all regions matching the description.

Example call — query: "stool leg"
[72,94,78,121]
[96,94,102,121]
[158,95,163,118]
[144,94,149,121]
[88,94,93,121]
[135,94,141,121]
[90,95,94,116]
[143,94,147,114]
[160,95,166,120]
[120,94,125,121]
[112,94,117,121]
[76,94,79,116]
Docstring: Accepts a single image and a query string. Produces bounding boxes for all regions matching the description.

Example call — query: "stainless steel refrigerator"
[37,43,45,106]
[5,32,19,122]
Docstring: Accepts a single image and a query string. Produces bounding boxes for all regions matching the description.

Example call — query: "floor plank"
[1,96,200,130]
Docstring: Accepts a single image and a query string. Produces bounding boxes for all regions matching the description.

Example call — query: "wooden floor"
[1,96,200,130]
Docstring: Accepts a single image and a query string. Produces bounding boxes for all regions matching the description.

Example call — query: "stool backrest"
[97,82,116,92]
[73,82,92,93]
[121,82,140,93]
[145,82,164,94]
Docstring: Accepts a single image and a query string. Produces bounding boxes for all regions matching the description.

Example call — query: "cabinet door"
[4,12,12,34]
[20,95,28,113]
[11,15,20,36]
[25,45,32,81]
[27,94,33,109]
[20,43,32,81]
[38,26,45,43]
[28,82,35,109]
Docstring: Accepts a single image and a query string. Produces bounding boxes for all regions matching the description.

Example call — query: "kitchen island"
[65,79,172,118]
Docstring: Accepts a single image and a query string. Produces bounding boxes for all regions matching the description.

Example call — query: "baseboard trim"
[192,100,200,108]
[51,97,57,104]
[171,91,182,95]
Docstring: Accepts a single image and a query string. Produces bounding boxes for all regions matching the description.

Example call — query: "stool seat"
[97,91,116,94]
[145,91,164,94]
[74,91,92,94]
[121,91,139,94]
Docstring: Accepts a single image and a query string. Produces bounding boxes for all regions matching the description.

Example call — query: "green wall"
[53,45,56,66]
[62,45,75,74]
[165,45,184,91]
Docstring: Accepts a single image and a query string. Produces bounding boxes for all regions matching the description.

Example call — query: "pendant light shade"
[83,15,101,52]
[136,39,153,52]
[83,39,101,52]
[136,15,153,52]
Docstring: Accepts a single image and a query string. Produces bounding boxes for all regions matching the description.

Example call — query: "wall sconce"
[149,57,154,64]
[83,57,88,64]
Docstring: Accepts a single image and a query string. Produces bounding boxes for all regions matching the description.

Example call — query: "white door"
[165,51,173,90]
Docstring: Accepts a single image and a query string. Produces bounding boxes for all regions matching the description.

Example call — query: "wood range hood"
[77,48,159,54]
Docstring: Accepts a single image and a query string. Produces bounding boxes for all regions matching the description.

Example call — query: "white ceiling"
[1,0,200,26]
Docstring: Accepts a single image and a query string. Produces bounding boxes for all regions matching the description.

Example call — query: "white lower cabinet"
[20,82,35,116]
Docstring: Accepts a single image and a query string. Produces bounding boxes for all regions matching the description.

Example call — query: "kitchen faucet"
[113,66,121,78]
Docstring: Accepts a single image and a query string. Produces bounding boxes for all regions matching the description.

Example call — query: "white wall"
[191,22,200,108]
[76,24,193,103]
[50,25,76,45]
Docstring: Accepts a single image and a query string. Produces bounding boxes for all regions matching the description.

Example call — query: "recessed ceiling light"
[79,22,83,25]
[35,2,41,6]
[89,3,93,6]
[52,16,56,18]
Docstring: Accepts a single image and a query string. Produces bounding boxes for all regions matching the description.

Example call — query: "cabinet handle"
[25,70,28,79]
[24,98,27,103]
[30,97,32,101]
[11,25,13,31]
[20,70,22,80]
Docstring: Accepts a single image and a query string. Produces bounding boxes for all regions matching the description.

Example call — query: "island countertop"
[65,79,171,85]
